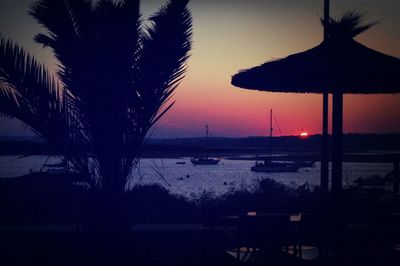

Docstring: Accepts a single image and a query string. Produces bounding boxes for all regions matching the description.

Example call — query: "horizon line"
[1,132,400,140]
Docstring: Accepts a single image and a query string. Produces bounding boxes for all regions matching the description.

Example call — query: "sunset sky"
[0,0,399,138]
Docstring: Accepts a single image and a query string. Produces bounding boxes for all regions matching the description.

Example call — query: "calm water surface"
[0,156,393,198]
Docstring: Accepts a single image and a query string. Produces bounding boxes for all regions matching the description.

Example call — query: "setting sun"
[300,131,309,138]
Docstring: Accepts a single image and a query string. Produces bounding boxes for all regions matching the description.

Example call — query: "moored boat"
[191,124,220,165]
[251,109,299,172]
[251,160,299,172]
[191,157,220,165]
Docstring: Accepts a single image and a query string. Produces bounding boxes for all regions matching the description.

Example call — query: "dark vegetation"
[0,167,400,266]
[1,174,398,225]
[1,173,400,266]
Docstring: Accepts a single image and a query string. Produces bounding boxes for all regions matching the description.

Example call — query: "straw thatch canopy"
[231,13,400,94]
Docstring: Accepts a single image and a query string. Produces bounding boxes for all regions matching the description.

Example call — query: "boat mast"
[206,124,209,158]
[269,109,273,160]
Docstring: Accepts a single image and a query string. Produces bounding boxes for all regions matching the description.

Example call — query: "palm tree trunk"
[98,158,127,228]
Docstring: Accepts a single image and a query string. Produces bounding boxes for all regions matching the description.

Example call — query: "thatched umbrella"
[231,11,400,209]
[231,25,400,93]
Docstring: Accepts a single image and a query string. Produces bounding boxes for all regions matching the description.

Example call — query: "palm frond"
[0,36,68,145]
[88,0,141,100]
[0,82,24,119]
[132,0,192,136]
[321,10,378,39]
[0,35,93,181]
[30,0,93,94]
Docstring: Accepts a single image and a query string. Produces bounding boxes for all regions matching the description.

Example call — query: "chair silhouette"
[234,214,291,263]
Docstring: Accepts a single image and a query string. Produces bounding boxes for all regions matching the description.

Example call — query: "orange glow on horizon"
[300,131,309,138]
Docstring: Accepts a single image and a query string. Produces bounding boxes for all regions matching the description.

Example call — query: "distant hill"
[145,133,400,152]
[0,133,399,155]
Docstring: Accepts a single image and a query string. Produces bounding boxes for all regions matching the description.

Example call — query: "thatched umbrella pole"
[332,92,343,211]
[321,0,330,209]
[326,0,342,214]
[319,1,331,257]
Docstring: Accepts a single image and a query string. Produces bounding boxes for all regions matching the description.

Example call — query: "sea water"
[0,155,393,198]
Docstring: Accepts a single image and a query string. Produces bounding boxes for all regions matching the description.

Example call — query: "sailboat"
[251,109,300,172]
[191,124,220,165]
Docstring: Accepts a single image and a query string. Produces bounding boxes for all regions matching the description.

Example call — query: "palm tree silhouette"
[0,0,192,216]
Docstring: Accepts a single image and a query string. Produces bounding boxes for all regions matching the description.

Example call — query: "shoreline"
[1,151,399,163]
